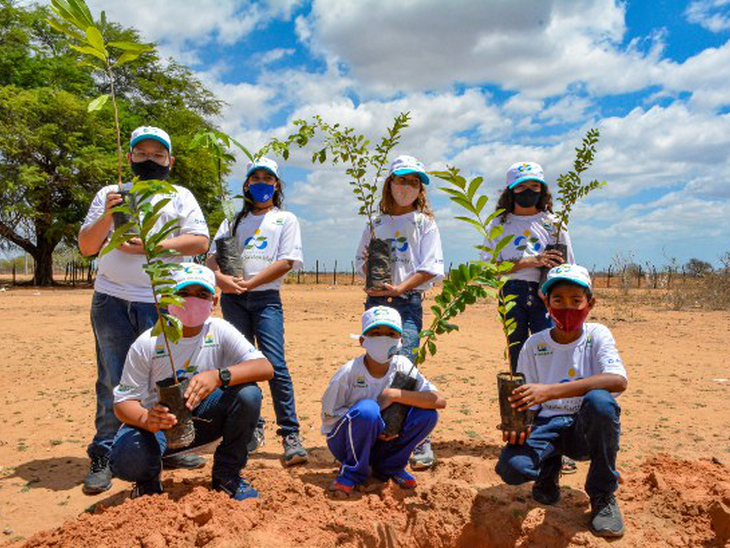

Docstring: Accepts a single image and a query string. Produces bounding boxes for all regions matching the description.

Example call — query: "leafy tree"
[0,1,225,284]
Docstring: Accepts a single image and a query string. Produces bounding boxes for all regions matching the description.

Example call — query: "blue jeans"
[496,390,622,499]
[110,383,262,483]
[365,293,423,363]
[88,292,159,459]
[502,280,553,373]
[220,290,300,436]
[327,399,438,486]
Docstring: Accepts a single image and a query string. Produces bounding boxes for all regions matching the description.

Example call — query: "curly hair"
[495,185,553,223]
[232,175,285,235]
[379,175,434,217]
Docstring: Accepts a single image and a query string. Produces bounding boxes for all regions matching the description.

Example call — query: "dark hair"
[495,184,554,222]
[231,175,285,235]
[546,279,593,300]
[379,175,434,217]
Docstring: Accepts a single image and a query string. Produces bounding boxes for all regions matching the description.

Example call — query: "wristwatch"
[219,368,232,388]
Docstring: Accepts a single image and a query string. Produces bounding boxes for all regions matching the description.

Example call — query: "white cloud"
[685,0,730,32]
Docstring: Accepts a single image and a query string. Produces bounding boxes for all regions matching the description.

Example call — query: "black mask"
[513,188,541,208]
[131,160,170,181]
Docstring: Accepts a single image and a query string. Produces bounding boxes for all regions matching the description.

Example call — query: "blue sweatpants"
[326,399,438,487]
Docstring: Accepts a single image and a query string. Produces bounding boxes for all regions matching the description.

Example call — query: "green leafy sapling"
[431,167,519,374]
[553,128,606,241]
[50,0,181,381]
[47,0,153,187]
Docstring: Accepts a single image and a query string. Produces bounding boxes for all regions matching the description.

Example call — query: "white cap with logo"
[361,306,403,336]
[541,264,592,295]
[389,155,429,185]
[245,157,279,179]
[130,126,172,153]
[506,161,545,189]
[172,263,216,295]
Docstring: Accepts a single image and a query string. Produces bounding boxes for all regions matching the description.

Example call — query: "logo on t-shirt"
[204,333,216,346]
[514,230,542,253]
[153,345,168,359]
[244,229,268,250]
[354,375,368,388]
[116,384,134,393]
[389,231,409,253]
[274,217,285,226]
[536,342,553,356]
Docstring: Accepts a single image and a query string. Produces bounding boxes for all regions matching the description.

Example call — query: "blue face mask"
[248,183,275,204]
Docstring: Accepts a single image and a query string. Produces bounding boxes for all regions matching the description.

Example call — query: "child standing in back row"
[321,306,445,494]
[496,264,627,538]
[207,158,308,466]
[355,155,444,470]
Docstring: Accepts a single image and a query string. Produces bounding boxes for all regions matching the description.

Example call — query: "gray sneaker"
[82,455,112,495]
[590,493,625,537]
[410,437,435,470]
[247,425,265,454]
[282,433,308,466]
[163,453,206,469]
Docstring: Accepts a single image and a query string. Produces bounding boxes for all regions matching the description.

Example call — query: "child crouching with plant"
[495,264,627,538]
[110,264,273,501]
[321,306,445,495]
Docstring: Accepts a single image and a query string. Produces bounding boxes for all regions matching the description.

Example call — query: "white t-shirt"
[209,209,303,292]
[320,354,438,434]
[517,323,627,418]
[355,212,445,291]
[113,317,264,410]
[482,212,574,283]
[82,183,209,303]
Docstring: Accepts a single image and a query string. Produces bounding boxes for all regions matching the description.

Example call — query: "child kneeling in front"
[110,263,273,501]
[495,264,627,538]
[321,306,445,494]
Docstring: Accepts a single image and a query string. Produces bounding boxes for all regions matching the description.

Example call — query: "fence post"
[652,266,658,289]
[351,261,355,285]
[667,268,672,289]
[637,265,642,288]
[316,260,319,285]
[447,262,453,280]
[333,260,338,285]
[297,268,301,284]
[607,266,611,288]
[12,263,16,285]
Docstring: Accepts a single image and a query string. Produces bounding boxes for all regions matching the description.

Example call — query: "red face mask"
[549,306,590,332]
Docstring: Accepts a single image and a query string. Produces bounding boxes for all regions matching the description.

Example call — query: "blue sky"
[87,0,730,271]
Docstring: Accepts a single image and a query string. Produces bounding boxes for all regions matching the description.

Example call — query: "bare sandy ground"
[0,284,728,547]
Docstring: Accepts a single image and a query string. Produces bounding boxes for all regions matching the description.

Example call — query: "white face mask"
[362,336,402,364]
[391,184,420,207]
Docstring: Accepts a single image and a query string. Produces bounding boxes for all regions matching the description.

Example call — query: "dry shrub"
[666,253,730,311]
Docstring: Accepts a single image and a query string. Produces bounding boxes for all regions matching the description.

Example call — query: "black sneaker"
[590,493,625,537]
[82,455,112,495]
[247,425,265,453]
[163,453,206,469]
[282,433,308,466]
[532,456,561,505]
[130,479,163,499]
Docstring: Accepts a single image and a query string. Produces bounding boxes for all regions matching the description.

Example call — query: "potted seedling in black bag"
[304,113,412,290]
[50,0,193,449]
[430,166,535,436]
[540,129,606,285]
[379,168,514,436]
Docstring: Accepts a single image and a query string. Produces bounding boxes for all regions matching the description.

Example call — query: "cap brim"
[541,276,591,296]
[176,280,216,295]
[393,169,429,185]
[246,166,278,179]
[508,176,545,189]
[362,320,403,336]
[130,135,171,151]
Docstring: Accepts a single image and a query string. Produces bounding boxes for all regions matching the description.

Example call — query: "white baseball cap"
[172,263,216,295]
[506,161,545,189]
[389,155,429,185]
[246,157,279,179]
[362,306,403,336]
[130,126,172,153]
[541,264,592,295]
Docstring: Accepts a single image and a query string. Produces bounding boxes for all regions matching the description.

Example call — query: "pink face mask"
[391,184,420,207]
[169,297,213,327]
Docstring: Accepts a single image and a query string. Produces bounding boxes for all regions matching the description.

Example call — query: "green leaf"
[69,43,107,62]
[108,41,153,52]
[85,26,106,56]
[87,94,109,112]
[115,51,142,66]
[46,17,85,41]
[466,177,483,200]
